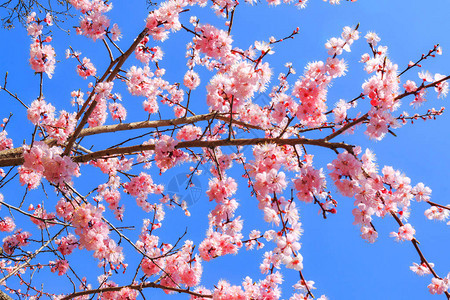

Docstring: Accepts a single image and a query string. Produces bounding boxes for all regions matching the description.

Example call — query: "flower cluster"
[2,1,449,299]
[70,0,120,41]
[66,49,98,79]
[0,217,15,232]
[88,81,114,127]
[193,24,234,64]
[19,141,80,189]
[2,230,31,255]
[55,233,78,255]
[27,98,77,143]
[50,259,70,276]
[123,172,164,212]
[327,147,428,244]
[0,131,13,151]
[154,135,188,172]
[145,0,189,41]
[135,36,164,65]
[72,203,124,266]
[211,272,283,300]
[27,13,56,78]
[126,66,169,114]
[29,204,56,229]
[359,33,406,140]
[293,26,357,127]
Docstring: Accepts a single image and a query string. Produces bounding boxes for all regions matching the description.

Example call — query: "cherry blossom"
[0,2,449,300]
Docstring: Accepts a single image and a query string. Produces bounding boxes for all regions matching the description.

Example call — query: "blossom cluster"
[136,218,203,290]
[27,98,77,143]
[135,36,164,65]
[1,1,450,299]
[2,230,31,255]
[27,12,56,78]
[123,172,164,212]
[327,147,429,244]
[72,203,125,266]
[145,0,189,41]
[19,141,80,189]
[293,26,357,127]
[70,0,121,41]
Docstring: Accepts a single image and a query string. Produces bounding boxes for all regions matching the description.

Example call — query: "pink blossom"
[18,166,42,190]
[22,141,80,187]
[145,0,187,41]
[3,230,31,255]
[360,225,378,243]
[46,111,77,143]
[95,81,114,97]
[292,60,330,127]
[0,131,13,151]
[390,223,415,242]
[29,41,56,78]
[411,183,431,202]
[27,22,43,37]
[55,233,78,255]
[293,166,326,203]
[206,177,237,203]
[123,172,156,197]
[0,217,15,232]
[88,95,108,127]
[109,102,127,121]
[212,280,246,300]
[27,98,55,125]
[434,73,449,98]
[365,31,381,46]
[154,135,188,172]
[55,199,76,221]
[352,203,374,225]
[293,279,315,292]
[410,262,434,276]
[325,37,346,56]
[428,277,449,295]
[341,25,359,43]
[71,90,85,106]
[184,70,201,90]
[77,11,111,41]
[110,23,121,41]
[50,259,69,276]
[285,255,303,271]
[403,80,417,93]
[194,24,234,63]
[176,125,202,141]
[424,206,449,221]
[135,36,164,64]
[44,13,53,25]
[419,70,434,82]
[30,205,56,229]
[326,57,347,78]
[76,57,97,79]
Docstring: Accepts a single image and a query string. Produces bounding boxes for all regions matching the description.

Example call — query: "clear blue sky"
[0,0,449,299]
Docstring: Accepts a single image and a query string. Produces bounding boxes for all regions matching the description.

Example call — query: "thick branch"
[63,28,150,156]
[0,137,354,167]
[72,137,354,163]
[324,113,368,142]
[0,290,13,300]
[77,112,263,138]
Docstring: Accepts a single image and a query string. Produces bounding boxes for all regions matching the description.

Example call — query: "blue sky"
[0,0,449,299]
